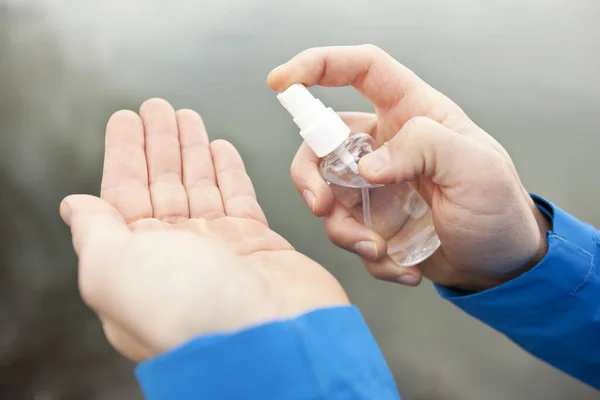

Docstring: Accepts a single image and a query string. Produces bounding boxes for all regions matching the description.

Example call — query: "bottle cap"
[277,84,350,157]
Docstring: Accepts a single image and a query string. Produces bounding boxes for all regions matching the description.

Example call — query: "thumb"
[358,117,469,187]
[60,194,130,257]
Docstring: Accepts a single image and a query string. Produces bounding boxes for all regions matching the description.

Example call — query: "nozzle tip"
[276,84,317,118]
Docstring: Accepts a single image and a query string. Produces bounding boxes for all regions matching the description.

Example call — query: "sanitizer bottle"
[277,84,440,266]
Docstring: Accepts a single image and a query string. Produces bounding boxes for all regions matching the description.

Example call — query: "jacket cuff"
[135,306,400,400]
[436,194,598,326]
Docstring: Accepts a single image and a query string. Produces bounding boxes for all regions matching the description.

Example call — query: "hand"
[268,45,550,292]
[60,99,348,362]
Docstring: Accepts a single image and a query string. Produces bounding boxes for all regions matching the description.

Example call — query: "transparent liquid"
[319,133,440,266]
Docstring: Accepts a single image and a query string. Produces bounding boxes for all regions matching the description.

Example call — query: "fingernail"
[361,146,391,174]
[397,274,420,286]
[353,241,379,260]
[302,189,317,214]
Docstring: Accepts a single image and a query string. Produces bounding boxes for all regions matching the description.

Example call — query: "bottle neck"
[319,133,383,189]
[323,138,359,173]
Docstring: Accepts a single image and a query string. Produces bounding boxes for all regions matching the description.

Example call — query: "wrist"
[136,306,397,400]
[528,197,552,264]
[474,196,552,292]
[138,255,350,362]
[445,195,552,293]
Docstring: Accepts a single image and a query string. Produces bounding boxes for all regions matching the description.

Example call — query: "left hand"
[60,99,349,362]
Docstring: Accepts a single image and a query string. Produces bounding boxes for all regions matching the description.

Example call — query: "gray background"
[1,0,599,399]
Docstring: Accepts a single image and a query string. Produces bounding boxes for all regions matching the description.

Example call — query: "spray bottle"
[277,84,440,266]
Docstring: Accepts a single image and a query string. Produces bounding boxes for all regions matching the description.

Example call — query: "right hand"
[268,45,550,292]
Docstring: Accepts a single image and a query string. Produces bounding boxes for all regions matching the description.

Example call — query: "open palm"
[60,99,348,362]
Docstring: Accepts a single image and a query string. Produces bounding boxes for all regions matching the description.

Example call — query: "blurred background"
[1,0,599,398]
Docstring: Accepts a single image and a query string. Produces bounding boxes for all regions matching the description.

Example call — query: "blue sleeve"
[135,306,401,400]
[437,194,600,388]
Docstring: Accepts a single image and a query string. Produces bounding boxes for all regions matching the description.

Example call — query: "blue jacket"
[135,196,599,399]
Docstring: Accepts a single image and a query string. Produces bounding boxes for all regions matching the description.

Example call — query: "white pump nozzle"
[277,84,351,158]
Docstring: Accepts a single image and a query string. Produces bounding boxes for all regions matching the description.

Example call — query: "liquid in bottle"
[277,84,440,266]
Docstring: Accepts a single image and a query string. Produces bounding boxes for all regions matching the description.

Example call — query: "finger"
[60,195,130,259]
[323,201,386,262]
[362,257,423,286]
[140,98,189,223]
[101,110,153,223]
[290,142,335,217]
[290,112,377,218]
[210,140,268,226]
[338,112,378,136]
[359,117,473,187]
[205,218,294,256]
[268,45,420,111]
[60,195,131,319]
[268,45,475,135]
[176,109,225,219]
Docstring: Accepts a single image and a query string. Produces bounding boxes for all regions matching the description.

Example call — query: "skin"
[267,44,551,292]
[60,45,552,361]
[60,99,348,362]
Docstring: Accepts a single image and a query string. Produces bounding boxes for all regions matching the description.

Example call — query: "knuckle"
[297,46,325,62]
[401,117,442,148]
[469,145,515,186]
[422,101,451,125]
[404,116,432,131]
[290,159,309,188]
[323,223,347,249]
[323,223,341,245]
[365,266,384,280]
[323,213,357,250]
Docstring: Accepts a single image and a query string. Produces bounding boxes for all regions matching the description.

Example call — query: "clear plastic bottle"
[277,84,440,266]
